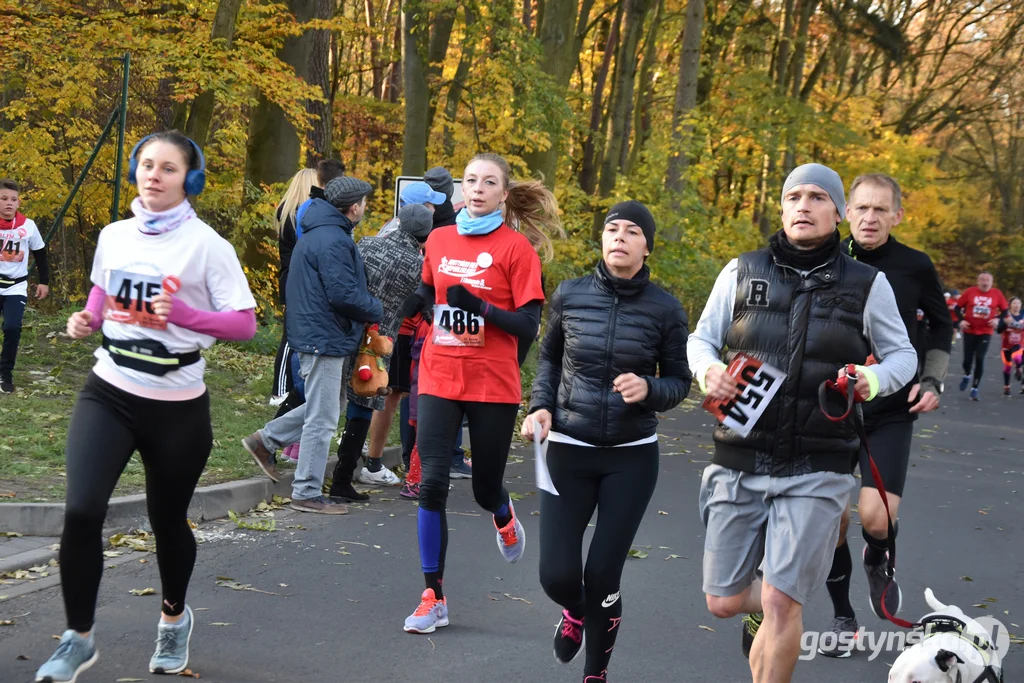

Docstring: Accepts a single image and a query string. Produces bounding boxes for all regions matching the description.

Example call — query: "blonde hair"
[276,168,318,236]
[468,152,564,263]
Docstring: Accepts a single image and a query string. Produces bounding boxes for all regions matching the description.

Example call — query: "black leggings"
[416,395,518,581]
[539,440,659,678]
[962,333,991,388]
[60,373,213,632]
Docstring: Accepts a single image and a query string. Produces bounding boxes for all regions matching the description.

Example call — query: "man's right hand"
[959,320,969,332]
[705,365,741,401]
[521,409,552,441]
[67,311,95,339]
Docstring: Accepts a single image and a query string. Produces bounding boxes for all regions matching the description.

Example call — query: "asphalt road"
[1,342,1021,683]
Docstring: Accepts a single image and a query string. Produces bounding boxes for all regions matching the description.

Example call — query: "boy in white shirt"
[0,179,50,393]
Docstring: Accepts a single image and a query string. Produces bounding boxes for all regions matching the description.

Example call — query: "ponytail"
[504,179,563,263]
[468,152,564,263]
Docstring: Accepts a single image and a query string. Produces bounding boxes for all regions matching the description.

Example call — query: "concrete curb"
[0,545,60,576]
[0,445,403,538]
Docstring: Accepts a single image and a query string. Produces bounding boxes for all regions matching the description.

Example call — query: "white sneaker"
[356,465,401,486]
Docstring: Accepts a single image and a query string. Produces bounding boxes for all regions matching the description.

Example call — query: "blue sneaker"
[450,459,473,479]
[35,630,98,683]
[403,589,449,634]
[970,387,979,401]
[494,502,526,563]
[959,375,971,391]
[149,605,194,674]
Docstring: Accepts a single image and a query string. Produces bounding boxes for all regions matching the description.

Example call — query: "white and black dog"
[888,588,1004,683]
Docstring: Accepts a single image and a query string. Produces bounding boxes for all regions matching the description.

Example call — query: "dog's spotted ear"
[934,649,964,672]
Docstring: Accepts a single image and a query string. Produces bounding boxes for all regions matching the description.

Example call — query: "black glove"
[446,284,484,315]
[399,292,427,320]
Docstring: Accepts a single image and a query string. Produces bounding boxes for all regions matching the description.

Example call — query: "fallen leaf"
[129,588,156,596]
[657,510,668,515]
[961,576,974,581]
[664,554,686,560]
[116,678,145,681]
[209,622,233,626]
[0,619,15,625]
[17,654,30,660]
[628,549,649,559]
[699,625,716,632]
[176,668,199,678]
[215,580,276,595]
[103,550,123,558]
[2,531,22,536]
[502,593,532,604]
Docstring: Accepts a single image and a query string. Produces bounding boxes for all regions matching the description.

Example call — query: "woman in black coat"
[522,200,692,683]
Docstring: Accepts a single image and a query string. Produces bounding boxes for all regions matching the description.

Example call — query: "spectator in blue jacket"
[243,175,383,515]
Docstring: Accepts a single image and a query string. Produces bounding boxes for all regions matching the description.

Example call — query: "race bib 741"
[432,304,484,347]
[701,354,786,438]
[0,236,25,263]
[103,269,166,330]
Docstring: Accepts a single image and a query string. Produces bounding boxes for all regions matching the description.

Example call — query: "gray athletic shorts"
[699,464,855,605]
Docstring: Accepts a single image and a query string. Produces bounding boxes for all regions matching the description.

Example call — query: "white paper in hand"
[534,429,559,496]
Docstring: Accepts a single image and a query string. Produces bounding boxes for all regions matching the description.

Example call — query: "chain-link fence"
[0,54,129,305]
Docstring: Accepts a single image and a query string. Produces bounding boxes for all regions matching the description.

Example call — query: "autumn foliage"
[1,0,1022,317]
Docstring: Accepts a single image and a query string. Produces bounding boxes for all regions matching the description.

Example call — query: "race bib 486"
[103,269,166,330]
[432,304,484,347]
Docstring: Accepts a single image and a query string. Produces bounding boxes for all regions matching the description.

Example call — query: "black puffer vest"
[712,237,878,476]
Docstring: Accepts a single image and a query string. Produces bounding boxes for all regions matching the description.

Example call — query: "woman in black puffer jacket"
[522,200,691,683]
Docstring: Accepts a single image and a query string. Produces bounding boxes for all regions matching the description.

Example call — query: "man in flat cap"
[244,175,383,515]
[687,163,917,681]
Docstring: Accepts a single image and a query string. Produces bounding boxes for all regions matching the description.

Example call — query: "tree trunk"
[401,0,429,175]
[442,3,478,157]
[243,0,315,273]
[425,5,457,132]
[305,0,335,164]
[579,4,623,195]
[185,0,244,148]
[696,0,751,105]
[663,0,704,238]
[521,0,594,186]
[591,0,655,240]
[244,0,316,189]
[782,0,818,173]
[365,0,384,100]
[625,0,664,176]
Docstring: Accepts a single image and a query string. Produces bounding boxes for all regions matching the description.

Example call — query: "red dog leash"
[819,364,916,629]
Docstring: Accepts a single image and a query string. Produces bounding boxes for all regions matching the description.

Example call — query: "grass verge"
[0,307,400,503]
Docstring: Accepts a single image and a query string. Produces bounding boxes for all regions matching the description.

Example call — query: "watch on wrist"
[920,376,943,395]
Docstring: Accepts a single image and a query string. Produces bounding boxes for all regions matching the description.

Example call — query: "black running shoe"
[0,373,13,394]
[741,612,762,658]
[864,547,902,620]
[553,609,584,663]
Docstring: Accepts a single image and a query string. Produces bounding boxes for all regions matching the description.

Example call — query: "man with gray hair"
[687,163,917,682]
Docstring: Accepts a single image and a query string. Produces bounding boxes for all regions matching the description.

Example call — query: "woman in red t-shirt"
[398,153,560,634]
[998,297,1024,395]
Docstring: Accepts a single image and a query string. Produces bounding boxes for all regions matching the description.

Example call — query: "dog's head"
[889,648,964,683]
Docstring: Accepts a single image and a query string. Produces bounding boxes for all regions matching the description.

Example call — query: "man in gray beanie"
[686,162,917,681]
[243,174,381,515]
[328,203,430,496]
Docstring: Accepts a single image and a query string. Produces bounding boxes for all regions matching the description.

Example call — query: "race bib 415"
[103,269,166,330]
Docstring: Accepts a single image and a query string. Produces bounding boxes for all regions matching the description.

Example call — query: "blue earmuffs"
[127,134,206,196]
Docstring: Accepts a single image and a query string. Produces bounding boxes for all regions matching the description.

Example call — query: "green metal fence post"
[110,52,130,224]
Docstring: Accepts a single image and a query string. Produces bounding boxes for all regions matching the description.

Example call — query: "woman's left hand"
[151,292,173,324]
[612,373,648,404]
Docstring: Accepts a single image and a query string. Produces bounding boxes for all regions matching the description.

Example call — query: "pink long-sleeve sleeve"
[166,297,257,341]
[86,285,105,331]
